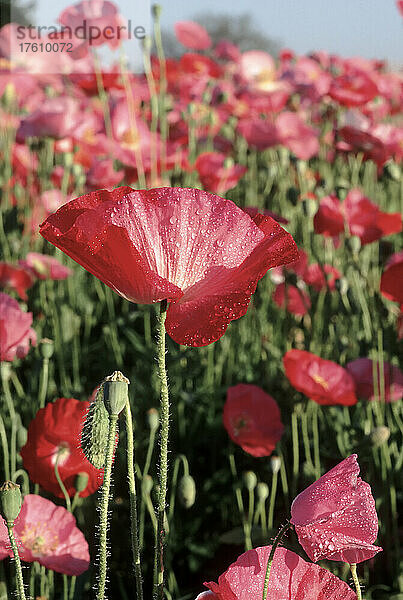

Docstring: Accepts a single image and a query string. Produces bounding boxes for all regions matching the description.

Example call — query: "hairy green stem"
[7,522,26,600]
[96,413,118,600]
[350,563,362,600]
[262,522,292,600]
[153,300,170,600]
[124,401,143,600]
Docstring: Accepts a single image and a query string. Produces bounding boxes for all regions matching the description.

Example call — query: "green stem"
[1,366,17,478]
[54,454,72,513]
[0,413,10,480]
[262,522,292,600]
[153,300,170,600]
[96,413,118,600]
[349,563,362,600]
[267,471,278,531]
[311,403,321,479]
[124,401,144,600]
[7,522,26,600]
[291,410,299,498]
[38,357,49,409]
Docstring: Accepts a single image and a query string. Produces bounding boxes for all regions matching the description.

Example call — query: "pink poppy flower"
[223,384,284,457]
[194,152,247,194]
[214,40,241,63]
[16,97,84,141]
[276,112,319,160]
[0,494,89,575]
[0,263,35,300]
[19,253,72,281]
[344,189,402,245]
[27,189,68,234]
[0,293,37,362]
[380,251,403,304]
[283,349,357,406]
[346,358,403,402]
[240,50,276,91]
[203,545,357,599]
[174,21,211,51]
[329,68,378,107]
[291,454,382,564]
[40,187,298,346]
[86,158,124,191]
[236,118,279,151]
[273,283,311,316]
[58,0,128,49]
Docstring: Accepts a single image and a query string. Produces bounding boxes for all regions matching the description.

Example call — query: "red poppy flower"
[223,384,284,457]
[236,118,279,151]
[39,187,298,346]
[329,69,378,107]
[273,283,311,316]
[19,253,72,281]
[20,398,103,498]
[380,251,403,304]
[291,454,382,564]
[0,262,34,300]
[344,189,402,245]
[203,545,357,599]
[0,292,37,362]
[174,21,212,51]
[194,152,247,194]
[0,494,89,575]
[313,195,345,238]
[283,349,357,406]
[346,358,403,402]
[303,263,341,292]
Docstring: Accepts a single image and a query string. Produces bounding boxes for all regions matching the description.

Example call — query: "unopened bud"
[142,475,153,495]
[348,235,361,254]
[81,384,110,468]
[40,338,54,359]
[256,482,269,502]
[370,426,390,447]
[75,472,89,493]
[152,4,162,19]
[178,475,196,509]
[103,371,130,416]
[0,482,22,523]
[243,471,257,491]
[17,425,28,450]
[147,408,159,432]
[271,456,281,474]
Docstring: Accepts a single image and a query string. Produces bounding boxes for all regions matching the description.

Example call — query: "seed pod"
[243,471,257,491]
[103,371,130,416]
[178,475,196,509]
[40,338,54,359]
[0,481,22,523]
[81,384,110,468]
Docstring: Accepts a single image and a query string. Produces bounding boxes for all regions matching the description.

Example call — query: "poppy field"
[0,3,402,600]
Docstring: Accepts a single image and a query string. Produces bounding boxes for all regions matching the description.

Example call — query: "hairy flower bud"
[81,384,110,468]
[0,481,22,523]
[103,371,130,416]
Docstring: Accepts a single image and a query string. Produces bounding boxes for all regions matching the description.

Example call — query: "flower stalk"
[350,563,362,600]
[262,522,292,600]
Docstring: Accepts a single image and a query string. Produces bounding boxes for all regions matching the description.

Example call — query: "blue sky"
[27,0,403,67]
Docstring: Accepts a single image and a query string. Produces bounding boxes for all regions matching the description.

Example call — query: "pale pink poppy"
[19,253,72,281]
[0,293,37,362]
[291,454,382,564]
[276,112,319,160]
[0,494,89,575]
[203,545,357,599]
[240,50,276,91]
[174,21,211,51]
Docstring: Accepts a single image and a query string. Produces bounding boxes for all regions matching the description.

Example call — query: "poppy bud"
[40,338,54,359]
[243,471,257,491]
[257,482,269,502]
[178,475,196,509]
[16,424,28,450]
[147,408,159,432]
[152,3,162,19]
[0,481,22,523]
[103,371,130,416]
[142,475,153,495]
[271,456,281,474]
[75,472,89,493]
[348,235,361,254]
[370,426,390,447]
[81,385,110,468]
